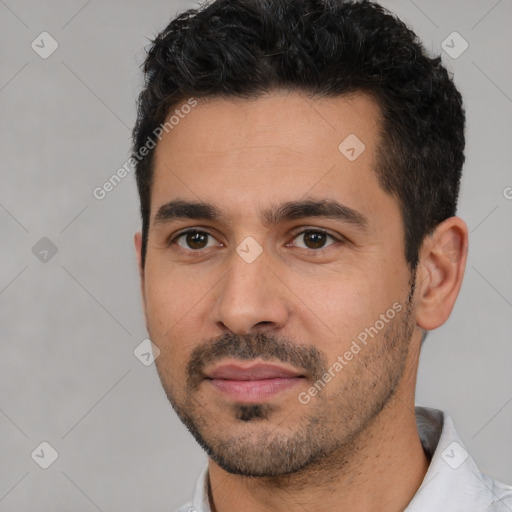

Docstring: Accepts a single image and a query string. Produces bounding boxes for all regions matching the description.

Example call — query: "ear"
[414,216,468,331]
[134,231,146,308]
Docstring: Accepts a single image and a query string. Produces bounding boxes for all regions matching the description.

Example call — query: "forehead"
[150,91,397,231]
[153,90,381,167]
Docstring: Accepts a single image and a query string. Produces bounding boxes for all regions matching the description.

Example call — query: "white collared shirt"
[176,406,512,511]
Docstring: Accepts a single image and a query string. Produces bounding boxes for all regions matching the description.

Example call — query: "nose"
[211,243,291,335]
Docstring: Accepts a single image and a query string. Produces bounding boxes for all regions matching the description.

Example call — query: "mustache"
[186,331,328,390]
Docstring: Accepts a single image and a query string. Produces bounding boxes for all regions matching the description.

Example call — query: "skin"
[134,90,468,512]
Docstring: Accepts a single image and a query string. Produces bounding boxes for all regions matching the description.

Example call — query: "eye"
[288,229,339,250]
[167,227,342,253]
[169,229,220,251]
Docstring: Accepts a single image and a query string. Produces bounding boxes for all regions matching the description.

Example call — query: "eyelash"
[167,227,343,254]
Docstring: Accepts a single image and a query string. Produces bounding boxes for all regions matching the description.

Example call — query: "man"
[131,0,512,510]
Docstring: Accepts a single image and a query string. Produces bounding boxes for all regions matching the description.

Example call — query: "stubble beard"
[152,287,416,480]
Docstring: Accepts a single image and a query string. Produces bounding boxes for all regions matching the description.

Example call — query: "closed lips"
[206,363,306,380]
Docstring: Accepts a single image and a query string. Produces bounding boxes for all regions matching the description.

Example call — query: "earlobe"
[415,217,468,331]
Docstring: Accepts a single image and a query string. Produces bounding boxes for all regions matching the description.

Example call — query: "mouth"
[204,361,307,403]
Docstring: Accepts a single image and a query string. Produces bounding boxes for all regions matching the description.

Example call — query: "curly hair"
[132,0,465,269]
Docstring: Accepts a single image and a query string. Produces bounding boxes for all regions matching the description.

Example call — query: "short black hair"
[132,0,465,270]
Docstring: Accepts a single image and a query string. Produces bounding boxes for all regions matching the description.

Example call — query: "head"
[132,0,468,477]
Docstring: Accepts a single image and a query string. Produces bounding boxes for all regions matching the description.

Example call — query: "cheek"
[144,265,193,324]
[143,267,203,363]
[295,269,400,347]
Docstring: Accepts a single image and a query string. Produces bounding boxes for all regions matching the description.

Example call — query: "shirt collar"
[182,406,512,511]
[406,407,511,511]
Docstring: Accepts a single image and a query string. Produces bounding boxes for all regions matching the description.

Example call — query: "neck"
[207,347,429,512]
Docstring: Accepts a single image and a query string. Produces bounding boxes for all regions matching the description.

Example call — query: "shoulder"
[174,503,198,512]
[484,476,512,511]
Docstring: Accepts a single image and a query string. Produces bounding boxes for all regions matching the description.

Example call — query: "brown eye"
[291,230,337,250]
[173,230,217,250]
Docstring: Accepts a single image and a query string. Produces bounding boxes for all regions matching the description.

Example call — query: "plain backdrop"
[1,0,511,510]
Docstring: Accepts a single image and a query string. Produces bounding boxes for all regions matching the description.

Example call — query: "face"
[137,91,420,477]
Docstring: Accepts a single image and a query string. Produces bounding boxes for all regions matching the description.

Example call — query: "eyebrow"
[153,198,369,231]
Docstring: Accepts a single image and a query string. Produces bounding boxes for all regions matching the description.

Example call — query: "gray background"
[0,0,511,510]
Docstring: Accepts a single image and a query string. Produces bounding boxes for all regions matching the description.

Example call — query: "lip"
[205,362,305,380]
[204,361,306,403]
